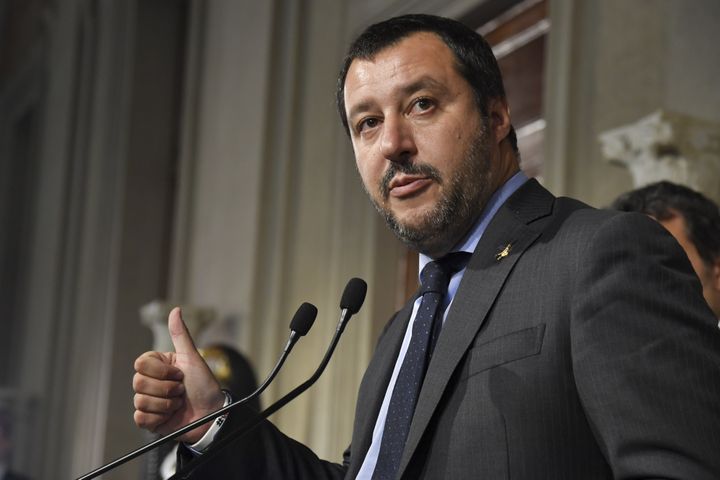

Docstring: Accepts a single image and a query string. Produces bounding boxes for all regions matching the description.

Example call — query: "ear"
[487,98,512,146]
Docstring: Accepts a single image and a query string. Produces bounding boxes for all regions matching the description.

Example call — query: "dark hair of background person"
[611,181,720,267]
[335,13,519,154]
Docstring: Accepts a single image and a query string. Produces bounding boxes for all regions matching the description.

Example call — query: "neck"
[493,144,521,190]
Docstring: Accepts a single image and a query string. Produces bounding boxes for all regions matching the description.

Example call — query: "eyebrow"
[400,76,447,97]
[346,75,448,121]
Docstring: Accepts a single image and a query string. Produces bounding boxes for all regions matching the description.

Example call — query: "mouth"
[388,175,434,199]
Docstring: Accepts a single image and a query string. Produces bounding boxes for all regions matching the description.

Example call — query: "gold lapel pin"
[495,243,512,261]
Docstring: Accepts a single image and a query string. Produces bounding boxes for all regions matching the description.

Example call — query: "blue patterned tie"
[372,252,471,480]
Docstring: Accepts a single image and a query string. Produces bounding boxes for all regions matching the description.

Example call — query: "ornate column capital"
[599,109,720,203]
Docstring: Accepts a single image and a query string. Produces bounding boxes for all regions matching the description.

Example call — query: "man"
[612,181,720,320]
[132,15,720,479]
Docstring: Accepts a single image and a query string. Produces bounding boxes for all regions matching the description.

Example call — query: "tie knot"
[419,252,472,295]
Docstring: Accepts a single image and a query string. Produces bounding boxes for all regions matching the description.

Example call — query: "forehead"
[343,32,463,108]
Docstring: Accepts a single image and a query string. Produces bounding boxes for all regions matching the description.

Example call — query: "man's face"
[343,32,505,257]
[659,214,720,318]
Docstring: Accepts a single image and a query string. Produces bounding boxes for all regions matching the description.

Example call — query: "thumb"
[168,307,199,356]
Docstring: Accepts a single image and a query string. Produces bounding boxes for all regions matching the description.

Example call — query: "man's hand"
[132,307,225,443]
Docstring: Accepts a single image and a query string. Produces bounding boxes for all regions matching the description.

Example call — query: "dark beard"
[369,124,495,257]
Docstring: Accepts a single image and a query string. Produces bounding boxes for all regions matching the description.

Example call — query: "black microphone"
[340,277,367,314]
[171,278,367,479]
[76,302,317,480]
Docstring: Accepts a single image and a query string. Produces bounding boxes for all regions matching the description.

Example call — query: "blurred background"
[0,0,718,478]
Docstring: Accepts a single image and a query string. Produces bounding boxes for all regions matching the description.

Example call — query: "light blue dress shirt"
[356,171,529,478]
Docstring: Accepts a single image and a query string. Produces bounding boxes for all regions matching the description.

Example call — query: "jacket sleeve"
[571,212,720,479]
[174,402,348,479]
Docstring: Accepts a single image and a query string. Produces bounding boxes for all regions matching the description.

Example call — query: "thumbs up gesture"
[132,307,225,443]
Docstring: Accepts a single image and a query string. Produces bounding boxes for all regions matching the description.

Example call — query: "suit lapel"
[397,179,554,477]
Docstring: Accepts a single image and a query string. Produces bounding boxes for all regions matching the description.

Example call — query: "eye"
[411,97,435,113]
[357,117,380,133]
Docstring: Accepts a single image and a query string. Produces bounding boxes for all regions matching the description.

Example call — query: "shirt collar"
[418,170,529,275]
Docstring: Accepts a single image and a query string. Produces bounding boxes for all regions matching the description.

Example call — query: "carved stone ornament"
[598,110,720,203]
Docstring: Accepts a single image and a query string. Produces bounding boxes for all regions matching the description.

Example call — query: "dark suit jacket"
[177,180,720,479]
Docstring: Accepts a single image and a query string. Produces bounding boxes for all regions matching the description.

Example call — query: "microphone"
[76,302,318,480]
[171,278,367,479]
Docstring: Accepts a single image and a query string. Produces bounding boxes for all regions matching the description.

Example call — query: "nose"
[380,116,417,163]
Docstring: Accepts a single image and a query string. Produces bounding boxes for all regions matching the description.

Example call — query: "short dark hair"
[612,181,720,266]
[336,14,518,153]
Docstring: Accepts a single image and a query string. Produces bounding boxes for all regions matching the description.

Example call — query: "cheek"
[355,157,378,192]
[415,115,476,161]
[414,129,462,174]
[354,145,383,183]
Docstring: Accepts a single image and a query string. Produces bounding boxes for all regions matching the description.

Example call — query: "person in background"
[612,181,720,321]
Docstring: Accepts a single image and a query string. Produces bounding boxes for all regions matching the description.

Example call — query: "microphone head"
[340,278,367,314]
[290,302,317,336]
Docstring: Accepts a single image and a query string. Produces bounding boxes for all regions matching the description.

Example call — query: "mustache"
[379,162,442,199]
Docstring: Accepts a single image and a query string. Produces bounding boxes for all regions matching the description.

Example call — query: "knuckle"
[134,411,160,433]
[134,354,151,372]
[132,374,141,391]
[134,411,147,428]
[134,393,148,410]
[132,374,147,393]
[163,383,175,397]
